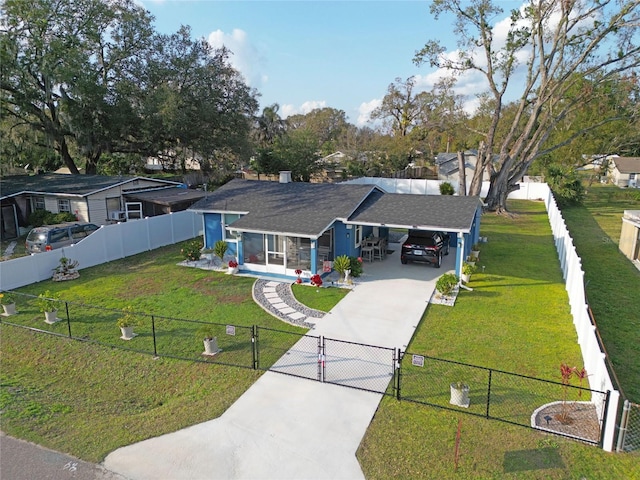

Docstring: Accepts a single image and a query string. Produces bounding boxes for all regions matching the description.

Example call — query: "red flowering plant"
[295,269,303,284]
[310,274,323,287]
[228,260,238,268]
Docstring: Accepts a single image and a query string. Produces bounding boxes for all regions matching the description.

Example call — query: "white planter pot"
[227,267,238,275]
[2,303,17,316]
[203,337,220,356]
[461,273,471,283]
[450,383,470,408]
[119,326,137,340]
[44,310,59,324]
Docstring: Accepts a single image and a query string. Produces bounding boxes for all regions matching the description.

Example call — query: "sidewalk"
[104,250,456,479]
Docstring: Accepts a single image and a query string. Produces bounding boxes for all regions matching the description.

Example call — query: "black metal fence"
[1,291,611,447]
[399,352,608,446]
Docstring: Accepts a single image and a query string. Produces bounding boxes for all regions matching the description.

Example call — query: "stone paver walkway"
[252,279,325,328]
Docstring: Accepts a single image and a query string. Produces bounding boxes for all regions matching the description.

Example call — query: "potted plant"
[435,273,458,297]
[52,256,80,281]
[198,324,220,356]
[227,259,239,274]
[333,255,351,283]
[450,381,470,408]
[294,269,303,284]
[213,240,228,267]
[116,305,139,340]
[0,291,17,316]
[37,290,62,324]
[461,261,477,283]
[471,243,481,260]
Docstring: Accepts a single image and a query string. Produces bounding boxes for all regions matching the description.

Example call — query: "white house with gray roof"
[188,175,483,279]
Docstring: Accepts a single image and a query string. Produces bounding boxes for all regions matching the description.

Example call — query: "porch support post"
[237,236,244,265]
[310,240,318,275]
[456,232,464,277]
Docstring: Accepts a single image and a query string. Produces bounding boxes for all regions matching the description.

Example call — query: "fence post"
[318,336,325,382]
[64,301,72,338]
[151,315,157,357]
[486,369,492,419]
[616,400,631,453]
[252,325,258,370]
[395,348,402,401]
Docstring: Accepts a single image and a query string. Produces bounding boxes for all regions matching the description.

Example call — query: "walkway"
[104,249,457,479]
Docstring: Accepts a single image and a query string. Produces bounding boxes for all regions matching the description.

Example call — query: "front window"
[58,199,71,213]
[34,196,45,210]
[354,225,363,247]
[224,213,241,240]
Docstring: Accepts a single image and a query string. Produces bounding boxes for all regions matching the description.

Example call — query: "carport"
[346,190,483,278]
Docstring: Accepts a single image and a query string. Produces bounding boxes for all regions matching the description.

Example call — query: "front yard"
[1,197,638,478]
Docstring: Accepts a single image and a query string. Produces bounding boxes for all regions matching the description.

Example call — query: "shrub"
[37,290,62,312]
[52,212,77,223]
[435,273,458,295]
[27,210,76,226]
[439,182,455,195]
[333,255,351,275]
[181,238,203,261]
[28,210,52,227]
[116,305,138,328]
[349,256,364,277]
[213,240,228,261]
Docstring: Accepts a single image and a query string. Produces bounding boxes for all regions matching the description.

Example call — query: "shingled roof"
[190,179,482,237]
[612,157,640,173]
[0,174,179,198]
[189,179,379,237]
[348,191,481,232]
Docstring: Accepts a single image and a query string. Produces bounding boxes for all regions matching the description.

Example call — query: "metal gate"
[322,337,396,395]
[260,328,321,381]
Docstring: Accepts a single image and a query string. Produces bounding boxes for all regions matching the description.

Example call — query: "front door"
[266,234,286,273]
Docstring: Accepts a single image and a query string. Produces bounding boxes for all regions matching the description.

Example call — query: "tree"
[254,129,322,182]
[253,103,286,148]
[1,0,258,175]
[286,107,349,155]
[415,0,640,212]
[0,0,156,174]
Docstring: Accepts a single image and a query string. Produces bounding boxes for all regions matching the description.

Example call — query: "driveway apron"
[104,251,456,480]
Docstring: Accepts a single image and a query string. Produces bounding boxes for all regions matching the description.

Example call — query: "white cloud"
[280,100,327,118]
[356,98,382,127]
[207,28,267,88]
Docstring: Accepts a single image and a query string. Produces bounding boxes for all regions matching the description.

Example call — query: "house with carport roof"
[188,173,483,280]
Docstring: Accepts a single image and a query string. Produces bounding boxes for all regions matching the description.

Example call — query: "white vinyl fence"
[0,211,202,291]
[343,176,550,199]
[542,185,620,451]
[347,177,619,451]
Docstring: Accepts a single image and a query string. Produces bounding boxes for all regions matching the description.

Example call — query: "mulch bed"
[533,401,601,443]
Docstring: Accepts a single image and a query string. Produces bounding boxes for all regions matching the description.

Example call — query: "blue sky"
[141,1,520,126]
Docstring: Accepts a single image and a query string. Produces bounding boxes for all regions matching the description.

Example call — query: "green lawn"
[561,184,640,399]
[357,200,639,479]
[1,196,638,477]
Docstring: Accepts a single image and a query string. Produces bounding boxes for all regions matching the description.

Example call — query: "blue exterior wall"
[204,213,223,248]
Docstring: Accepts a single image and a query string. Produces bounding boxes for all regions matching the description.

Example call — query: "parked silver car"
[25,222,99,253]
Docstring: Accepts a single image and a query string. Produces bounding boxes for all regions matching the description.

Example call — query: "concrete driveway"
[104,248,456,480]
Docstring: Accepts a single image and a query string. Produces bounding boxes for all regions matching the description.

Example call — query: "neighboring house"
[619,210,640,264]
[188,173,483,280]
[0,174,185,240]
[609,157,640,188]
[435,151,494,185]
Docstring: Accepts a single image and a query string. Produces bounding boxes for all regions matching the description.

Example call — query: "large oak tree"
[415,0,640,212]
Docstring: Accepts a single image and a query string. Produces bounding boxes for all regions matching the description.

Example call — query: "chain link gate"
[617,401,640,453]
[322,337,396,395]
